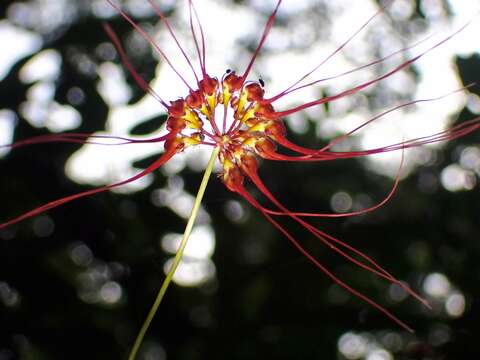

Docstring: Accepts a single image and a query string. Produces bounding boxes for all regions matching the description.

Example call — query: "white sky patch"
[423,272,451,298]
[65,136,157,193]
[65,93,171,193]
[445,292,466,318]
[161,225,215,259]
[46,103,82,131]
[20,81,82,132]
[440,164,476,192]
[36,0,480,192]
[0,110,17,158]
[0,20,42,81]
[161,224,217,287]
[66,0,255,192]
[164,256,216,287]
[19,49,62,83]
[97,62,132,106]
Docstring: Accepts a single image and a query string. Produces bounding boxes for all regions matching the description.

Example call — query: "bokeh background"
[1,0,480,359]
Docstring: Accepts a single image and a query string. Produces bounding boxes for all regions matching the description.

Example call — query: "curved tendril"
[188,0,207,77]
[1,132,173,150]
[261,147,405,219]
[127,147,219,360]
[261,86,475,162]
[318,86,475,153]
[268,32,436,102]
[147,0,200,84]
[103,23,168,108]
[105,0,194,92]
[239,158,430,309]
[237,185,415,332]
[0,146,178,230]
[261,113,480,163]
[269,22,472,116]
[268,0,393,103]
[261,116,480,162]
[241,0,283,84]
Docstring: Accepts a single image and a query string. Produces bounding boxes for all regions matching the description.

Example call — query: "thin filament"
[147,0,200,84]
[188,0,207,76]
[269,0,392,102]
[240,186,415,332]
[0,145,177,230]
[241,0,283,83]
[106,0,194,92]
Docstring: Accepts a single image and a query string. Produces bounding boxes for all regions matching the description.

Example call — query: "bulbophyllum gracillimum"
[1,0,479,358]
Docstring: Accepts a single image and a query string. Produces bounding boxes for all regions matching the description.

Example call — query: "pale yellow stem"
[128,146,220,360]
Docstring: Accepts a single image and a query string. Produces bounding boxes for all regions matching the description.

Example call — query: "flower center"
[165,70,282,189]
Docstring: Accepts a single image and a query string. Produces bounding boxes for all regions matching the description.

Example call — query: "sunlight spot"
[286,113,309,134]
[7,0,76,34]
[467,94,480,114]
[366,349,393,360]
[126,0,155,17]
[47,103,82,131]
[420,0,447,19]
[65,136,155,193]
[331,191,353,213]
[161,225,215,259]
[161,153,187,175]
[70,242,94,267]
[187,147,217,172]
[151,177,210,221]
[161,224,216,287]
[224,200,246,223]
[251,0,313,15]
[0,281,21,307]
[26,81,55,103]
[76,259,126,306]
[91,0,119,18]
[390,0,415,20]
[168,192,195,219]
[97,62,132,106]
[20,81,81,132]
[0,109,17,158]
[338,332,368,359]
[0,20,42,81]
[423,272,451,298]
[445,292,466,317]
[440,164,476,192]
[388,282,408,303]
[100,281,123,304]
[460,146,480,172]
[164,257,216,287]
[19,49,61,83]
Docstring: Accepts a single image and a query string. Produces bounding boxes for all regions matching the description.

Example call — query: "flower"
[1,0,479,353]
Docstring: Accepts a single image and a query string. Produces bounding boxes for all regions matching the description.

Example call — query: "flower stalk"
[128,146,220,360]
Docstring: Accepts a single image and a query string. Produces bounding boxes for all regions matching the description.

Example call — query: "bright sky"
[1,0,479,184]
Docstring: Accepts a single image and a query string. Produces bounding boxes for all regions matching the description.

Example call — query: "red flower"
[1,0,479,342]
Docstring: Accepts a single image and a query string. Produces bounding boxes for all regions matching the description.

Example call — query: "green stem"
[128,147,220,360]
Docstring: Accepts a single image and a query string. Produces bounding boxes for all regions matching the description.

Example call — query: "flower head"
[1,0,480,348]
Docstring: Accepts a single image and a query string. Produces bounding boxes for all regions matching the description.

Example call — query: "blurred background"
[1,0,480,359]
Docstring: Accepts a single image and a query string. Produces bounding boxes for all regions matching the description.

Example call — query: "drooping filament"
[2,0,480,339]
